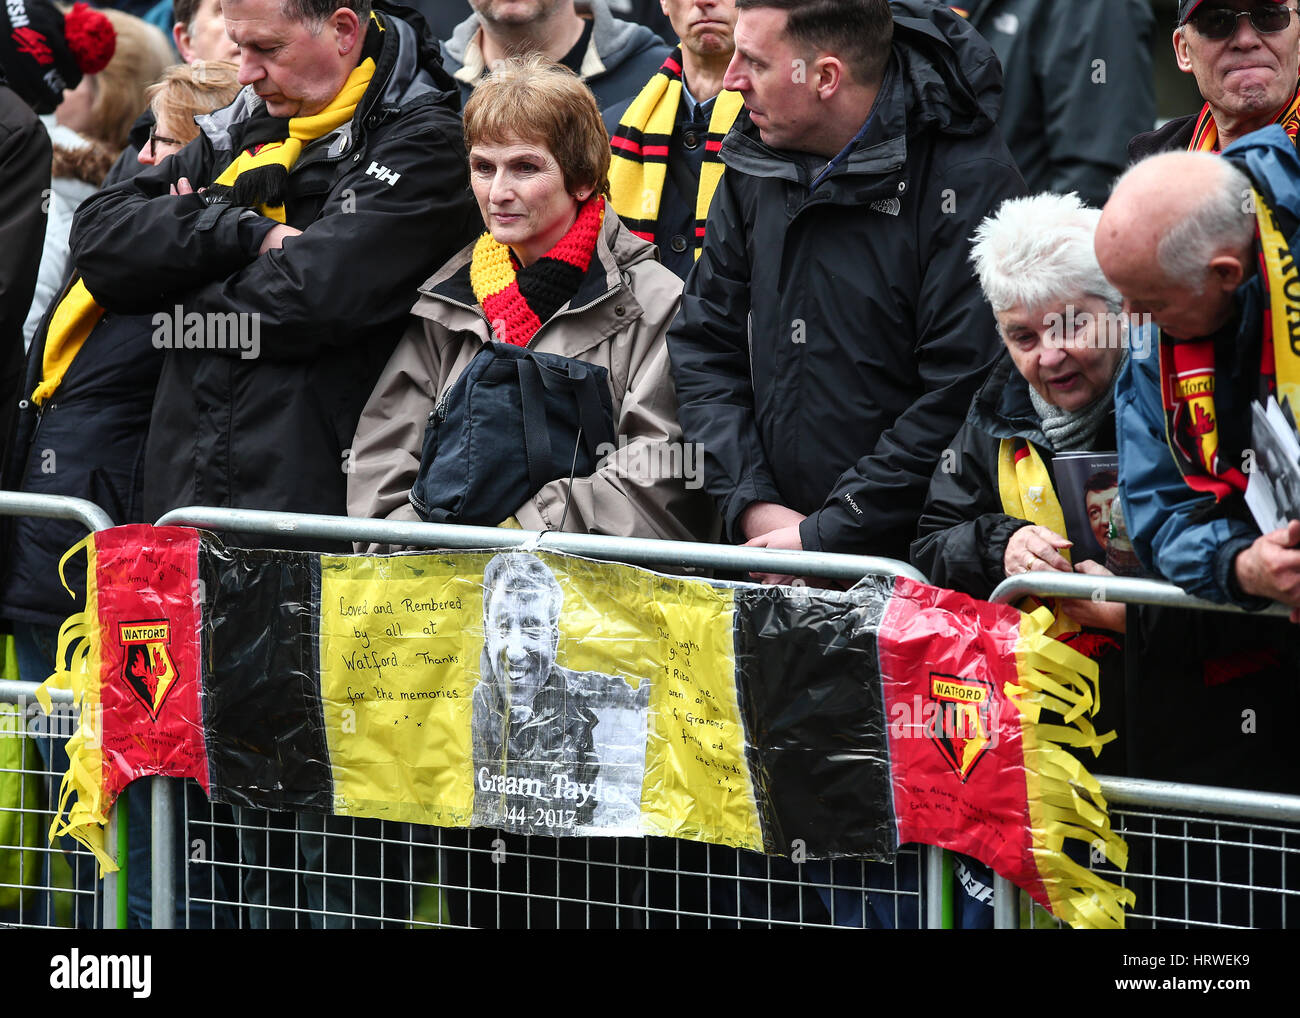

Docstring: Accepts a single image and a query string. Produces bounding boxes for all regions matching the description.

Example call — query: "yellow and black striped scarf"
[608,48,743,258]
[206,55,375,222]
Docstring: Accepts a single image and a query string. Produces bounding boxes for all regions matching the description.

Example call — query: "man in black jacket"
[69,0,480,548]
[67,0,479,929]
[666,0,1023,583]
[1129,0,1300,159]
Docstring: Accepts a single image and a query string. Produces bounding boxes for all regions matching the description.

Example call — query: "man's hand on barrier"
[739,501,805,542]
[1234,520,1300,620]
[1058,560,1126,634]
[1003,525,1072,577]
[744,523,804,585]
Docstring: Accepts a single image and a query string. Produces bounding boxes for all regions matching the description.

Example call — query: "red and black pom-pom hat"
[0,0,114,114]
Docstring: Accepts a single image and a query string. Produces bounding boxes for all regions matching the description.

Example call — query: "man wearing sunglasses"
[1131,0,1300,157]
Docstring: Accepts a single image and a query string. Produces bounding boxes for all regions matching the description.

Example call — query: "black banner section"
[733,582,896,857]
[200,544,332,812]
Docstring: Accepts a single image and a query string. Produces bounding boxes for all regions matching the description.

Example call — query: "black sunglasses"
[1189,4,1299,40]
[148,130,184,160]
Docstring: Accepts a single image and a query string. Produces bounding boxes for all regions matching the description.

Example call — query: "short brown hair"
[463,55,611,198]
[146,60,242,143]
[735,0,894,86]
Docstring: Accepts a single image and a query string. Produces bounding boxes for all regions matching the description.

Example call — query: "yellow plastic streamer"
[37,536,115,873]
[1007,604,1134,929]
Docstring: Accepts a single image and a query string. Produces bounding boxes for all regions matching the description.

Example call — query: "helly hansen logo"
[366,161,401,186]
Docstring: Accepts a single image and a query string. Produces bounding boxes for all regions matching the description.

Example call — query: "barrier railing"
[989,570,1300,929]
[151,506,942,929]
[12,501,1294,928]
[990,571,1292,618]
[153,506,930,584]
[0,492,117,930]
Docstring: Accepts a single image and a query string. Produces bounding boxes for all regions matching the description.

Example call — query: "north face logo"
[366,161,401,186]
[869,197,901,217]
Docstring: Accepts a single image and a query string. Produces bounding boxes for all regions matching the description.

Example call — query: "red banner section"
[879,578,1048,910]
[92,525,208,799]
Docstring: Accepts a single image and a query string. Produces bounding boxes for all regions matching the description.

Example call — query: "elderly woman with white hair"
[910,191,1129,636]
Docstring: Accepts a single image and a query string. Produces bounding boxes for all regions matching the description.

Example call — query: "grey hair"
[969,192,1122,314]
[1155,155,1256,287]
[278,0,371,28]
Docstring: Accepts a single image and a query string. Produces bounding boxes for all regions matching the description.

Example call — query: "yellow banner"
[318,551,763,849]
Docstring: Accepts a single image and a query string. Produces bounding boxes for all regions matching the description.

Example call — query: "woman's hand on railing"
[1057,560,1126,634]
[1003,525,1072,577]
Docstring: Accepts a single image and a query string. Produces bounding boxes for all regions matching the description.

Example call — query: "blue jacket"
[1116,124,1300,606]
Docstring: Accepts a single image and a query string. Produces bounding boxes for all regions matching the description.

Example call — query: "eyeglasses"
[1188,4,1299,40]
[147,130,184,160]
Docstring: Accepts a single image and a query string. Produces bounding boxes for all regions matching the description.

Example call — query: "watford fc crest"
[928,672,993,782]
[118,620,178,720]
[1168,369,1221,475]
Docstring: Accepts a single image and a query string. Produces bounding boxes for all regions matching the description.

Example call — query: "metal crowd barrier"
[152,506,942,929]
[989,571,1300,929]
[0,492,117,929]
[8,500,1297,928]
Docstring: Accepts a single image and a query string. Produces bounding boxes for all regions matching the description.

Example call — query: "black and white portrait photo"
[471,552,651,835]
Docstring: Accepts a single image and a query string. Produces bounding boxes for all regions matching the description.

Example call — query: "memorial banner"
[40,525,1132,928]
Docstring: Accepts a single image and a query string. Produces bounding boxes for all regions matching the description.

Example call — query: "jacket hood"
[196,1,456,160]
[889,0,1003,136]
[445,0,663,74]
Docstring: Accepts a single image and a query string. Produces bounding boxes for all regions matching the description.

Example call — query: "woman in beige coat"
[348,56,713,545]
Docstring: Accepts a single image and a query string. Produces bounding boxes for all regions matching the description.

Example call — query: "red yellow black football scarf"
[470,196,605,347]
[1159,187,1300,499]
[1189,77,1300,152]
[608,48,743,257]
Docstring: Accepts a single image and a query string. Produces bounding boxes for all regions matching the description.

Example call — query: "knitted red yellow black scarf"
[470,196,606,347]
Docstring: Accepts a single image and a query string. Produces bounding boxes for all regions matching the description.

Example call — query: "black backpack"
[409,342,617,527]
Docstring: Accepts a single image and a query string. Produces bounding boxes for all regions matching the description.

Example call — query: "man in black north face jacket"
[667,0,1024,575]
[69,0,479,546]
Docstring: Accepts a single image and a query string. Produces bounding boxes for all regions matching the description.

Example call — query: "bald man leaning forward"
[1094,132,1300,898]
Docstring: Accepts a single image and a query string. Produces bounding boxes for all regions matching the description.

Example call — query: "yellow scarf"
[1256,186,1300,414]
[33,58,375,405]
[608,48,743,259]
[997,438,1079,637]
[212,56,375,222]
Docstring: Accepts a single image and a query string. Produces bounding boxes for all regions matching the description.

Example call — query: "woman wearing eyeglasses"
[1130,0,1300,159]
[0,58,244,929]
[137,60,240,166]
